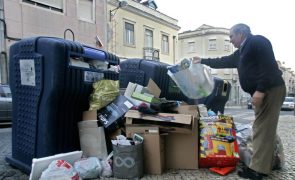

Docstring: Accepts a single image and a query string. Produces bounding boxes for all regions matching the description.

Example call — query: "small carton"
[124,79,161,106]
[83,95,133,132]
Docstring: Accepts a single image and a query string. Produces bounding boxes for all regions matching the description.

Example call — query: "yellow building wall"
[107,2,179,65]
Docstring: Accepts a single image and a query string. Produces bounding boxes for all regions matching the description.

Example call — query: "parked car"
[0,84,12,122]
[281,96,295,111]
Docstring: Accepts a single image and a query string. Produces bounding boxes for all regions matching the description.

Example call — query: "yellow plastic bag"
[89,80,119,111]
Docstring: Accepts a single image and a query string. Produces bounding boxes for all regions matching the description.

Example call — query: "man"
[193,23,285,179]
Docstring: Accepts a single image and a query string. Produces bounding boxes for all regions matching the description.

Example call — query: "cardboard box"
[165,124,198,169]
[124,79,161,106]
[125,110,193,134]
[199,115,239,168]
[125,105,200,170]
[131,92,160,103]
[83,95,133,132]
[126,125,165,175]
[165,105,199,169]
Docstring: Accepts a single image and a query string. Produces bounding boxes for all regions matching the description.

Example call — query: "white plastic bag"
[74,157,102,179]
[39,159,80,180]
[167,59,214,99]
[235,122,285,170]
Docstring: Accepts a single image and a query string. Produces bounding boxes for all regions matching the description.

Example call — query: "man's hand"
[252,91,265,107]
[192,56,202,64]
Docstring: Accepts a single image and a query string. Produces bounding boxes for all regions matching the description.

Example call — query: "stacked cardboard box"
[125,105,200,174]
[82,80,200,175]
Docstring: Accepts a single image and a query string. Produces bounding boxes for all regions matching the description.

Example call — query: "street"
[0,106,294,179]
[224,106,294,124]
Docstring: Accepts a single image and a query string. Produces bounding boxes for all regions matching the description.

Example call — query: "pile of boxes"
[80,79,239,177]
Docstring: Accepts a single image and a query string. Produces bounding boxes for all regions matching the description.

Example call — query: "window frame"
[188,41,196,53]
[124,21,135,47]
[144,28,153,48]
[76,0,95,23]
[22,0,65,13]
[161,34,169,54]
[224,39,230,51]
[208,38,217,51]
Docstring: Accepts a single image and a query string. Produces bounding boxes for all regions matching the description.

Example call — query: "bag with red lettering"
[40,159,80,180]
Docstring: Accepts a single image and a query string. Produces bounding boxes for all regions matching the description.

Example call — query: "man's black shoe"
[237,167,267,180]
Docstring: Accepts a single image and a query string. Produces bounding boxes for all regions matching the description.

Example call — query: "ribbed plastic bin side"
[119,59,188,101]
[6,37,119,174]
[203,77,231,114]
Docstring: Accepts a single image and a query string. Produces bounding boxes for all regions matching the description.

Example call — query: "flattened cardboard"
[126,125,165,175]
[175,105,200,117]
[125,110,193,134]
[146,79,161,98]
[165,105,199,169]
[165,121,199,169]
[83,110,97,120]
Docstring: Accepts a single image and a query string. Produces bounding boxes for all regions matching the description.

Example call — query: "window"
[144,29,153,48]
[188,42,196,53]
[208,39,217,50]
[77,0,95,22]
[22,0,64,12]
[161,35,169,54]
[124,22,135,45]
[224,39,230,51]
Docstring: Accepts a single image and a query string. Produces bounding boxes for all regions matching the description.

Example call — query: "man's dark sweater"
[201,34,285,96]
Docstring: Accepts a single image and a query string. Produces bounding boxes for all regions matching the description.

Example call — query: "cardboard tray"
[125,110,194,134]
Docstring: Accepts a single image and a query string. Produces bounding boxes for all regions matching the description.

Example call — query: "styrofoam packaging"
[29,151,83,180]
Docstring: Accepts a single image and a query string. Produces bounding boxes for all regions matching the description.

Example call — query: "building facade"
[0,0,181,84]
[278,61,295,96]
[178,24,248,105]
[0,0,108,84]
[107,0,180,65]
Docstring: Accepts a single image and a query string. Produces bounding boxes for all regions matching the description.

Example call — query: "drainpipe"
[0,19,21,41]
[0,18,21,84]
[173,36,176,64]
[0,51,8,84]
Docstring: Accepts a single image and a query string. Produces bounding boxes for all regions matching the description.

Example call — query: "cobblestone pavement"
[1,115,294,180]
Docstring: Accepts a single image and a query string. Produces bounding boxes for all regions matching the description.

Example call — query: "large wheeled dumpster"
[119,58,188,101]
[6,37,119,173]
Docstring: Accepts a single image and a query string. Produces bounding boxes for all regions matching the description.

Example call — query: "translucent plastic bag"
[74,157,102,179]
[236,123,285,170]
[167,59,214,99]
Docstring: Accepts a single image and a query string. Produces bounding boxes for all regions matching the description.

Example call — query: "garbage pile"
[28,59,284,179]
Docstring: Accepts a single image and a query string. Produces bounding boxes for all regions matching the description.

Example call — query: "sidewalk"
[1,115,294,179]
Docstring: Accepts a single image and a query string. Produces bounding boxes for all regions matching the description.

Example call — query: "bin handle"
[64,28,75,41]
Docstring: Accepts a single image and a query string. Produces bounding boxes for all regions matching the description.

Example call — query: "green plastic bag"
[89,80,119,111]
